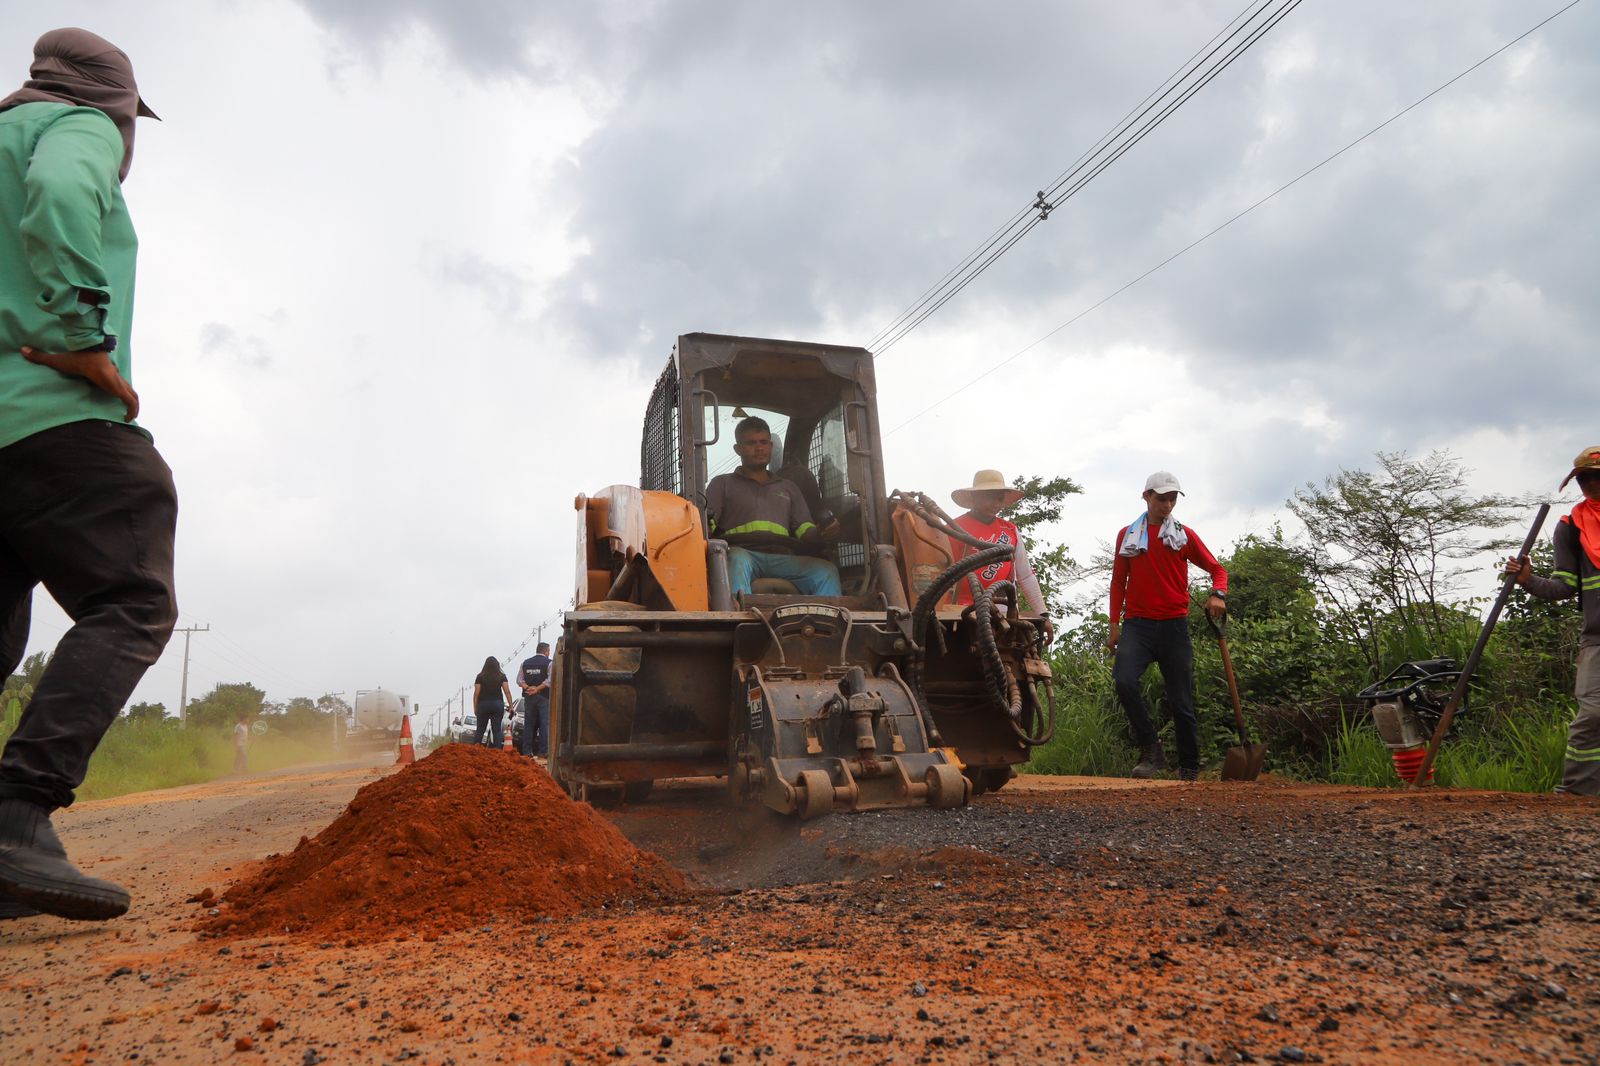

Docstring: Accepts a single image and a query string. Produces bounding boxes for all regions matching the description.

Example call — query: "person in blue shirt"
[517,643,553,758]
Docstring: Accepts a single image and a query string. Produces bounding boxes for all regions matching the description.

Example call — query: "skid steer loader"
[550,333,1056,817]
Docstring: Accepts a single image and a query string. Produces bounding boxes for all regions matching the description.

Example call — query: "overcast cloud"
[4,1,1593,733]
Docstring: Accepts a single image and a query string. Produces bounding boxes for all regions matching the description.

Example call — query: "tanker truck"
[348,688,411,752]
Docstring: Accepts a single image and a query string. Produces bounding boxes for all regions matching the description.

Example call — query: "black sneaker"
[1177,767,1199,782]
[1131,744,1169,779]
[0,800,129,921]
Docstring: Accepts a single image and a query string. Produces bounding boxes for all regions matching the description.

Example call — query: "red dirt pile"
[202,744,688,941]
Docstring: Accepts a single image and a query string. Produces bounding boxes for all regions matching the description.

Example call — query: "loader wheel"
[926,763,969,810]
[797,769,834,821]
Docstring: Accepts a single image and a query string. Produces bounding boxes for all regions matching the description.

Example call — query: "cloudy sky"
[5,1,1594,734]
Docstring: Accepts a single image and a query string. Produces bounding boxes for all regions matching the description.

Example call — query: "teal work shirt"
[0,101,142,449]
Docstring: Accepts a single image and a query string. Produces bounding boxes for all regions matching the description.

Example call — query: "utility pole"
[174,624,210,726]
[323,690,345,750]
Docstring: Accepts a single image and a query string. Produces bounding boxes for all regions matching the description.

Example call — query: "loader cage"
[640,357,682,497]
[661,333,891,596]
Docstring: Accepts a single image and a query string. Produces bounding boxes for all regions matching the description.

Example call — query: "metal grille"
[640,356,680,494]
[809,411,865,573]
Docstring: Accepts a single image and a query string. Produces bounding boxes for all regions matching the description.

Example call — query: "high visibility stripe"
[1582,575,1600,590]
[1553,570,1579,587]
[1567,748,1600,763]
[794,521,817,539]
[721,519,794,539]
[1568,742,1600,757]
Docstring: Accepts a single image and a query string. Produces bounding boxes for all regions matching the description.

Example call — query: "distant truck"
[349,688,410,750]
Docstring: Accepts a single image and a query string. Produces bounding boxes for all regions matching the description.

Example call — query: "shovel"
[1208,612,1266,781]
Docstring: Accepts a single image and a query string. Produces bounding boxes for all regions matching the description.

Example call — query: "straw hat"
[951,469,1024,510]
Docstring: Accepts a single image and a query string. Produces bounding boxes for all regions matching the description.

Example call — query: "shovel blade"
[1221,742,1267,781]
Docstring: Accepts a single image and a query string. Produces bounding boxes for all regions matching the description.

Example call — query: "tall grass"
[1329,712,1398,787]
[0,713,351,803]
[1436,708,1567,792]
[1023,655,1134,777]
[1328,702,1569,792]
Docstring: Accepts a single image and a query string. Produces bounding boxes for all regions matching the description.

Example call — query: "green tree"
[125,701,168,725]
[3,650,48,706]
[185,682,267,731]
[1287,450,1523,675]
[1008,473,1084,617]
[316,693,352,719]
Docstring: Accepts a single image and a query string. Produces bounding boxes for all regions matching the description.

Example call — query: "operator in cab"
[706,416,842,597]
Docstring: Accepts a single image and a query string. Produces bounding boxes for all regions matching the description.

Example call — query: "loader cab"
[641,333,894,603]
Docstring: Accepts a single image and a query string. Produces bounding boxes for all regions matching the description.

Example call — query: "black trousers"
[0,420,178,810]
[1113,616,1199,771]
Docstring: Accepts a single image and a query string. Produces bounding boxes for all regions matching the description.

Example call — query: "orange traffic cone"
[502,715,514,751]
[396,714,416,765]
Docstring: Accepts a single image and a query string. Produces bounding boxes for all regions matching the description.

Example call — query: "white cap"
[1143,471,1184,495]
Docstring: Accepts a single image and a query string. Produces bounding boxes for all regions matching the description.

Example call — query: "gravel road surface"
[1,759,1595,1064]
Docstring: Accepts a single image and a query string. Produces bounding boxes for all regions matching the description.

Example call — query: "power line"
[863,1,1268,353]
[885,0,1583,435]
[867,0,1306,356]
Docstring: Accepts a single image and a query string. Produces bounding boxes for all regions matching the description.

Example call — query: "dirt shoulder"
[1,759,1595,1065]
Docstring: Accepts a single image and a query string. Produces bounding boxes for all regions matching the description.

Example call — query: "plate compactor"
[549,333,1057,818]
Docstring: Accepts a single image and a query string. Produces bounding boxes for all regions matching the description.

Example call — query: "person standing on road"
[517,641,553,759]
[472,656,513,749]
[0,29,173,924]
[947,470,1054,643]
[1107,471,1228,781]
[1505,445,1600,795]
[233,715,250,774]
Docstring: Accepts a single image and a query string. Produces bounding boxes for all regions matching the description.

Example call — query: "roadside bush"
[1023,650,1131,778]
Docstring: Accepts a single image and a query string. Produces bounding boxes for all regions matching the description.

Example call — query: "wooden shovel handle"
[1216,635,1249,743]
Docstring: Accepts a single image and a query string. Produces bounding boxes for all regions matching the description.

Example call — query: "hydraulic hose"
[906,544,1012,746]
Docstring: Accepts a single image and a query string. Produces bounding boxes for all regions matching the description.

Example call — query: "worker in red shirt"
[947,470,1053,643]
[1108,471,1227,780]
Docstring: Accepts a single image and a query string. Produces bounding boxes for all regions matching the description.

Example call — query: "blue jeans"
[474,702,504,747]
[519,695,549,757]
[1113,617,1198,772]
[727,548,841,597]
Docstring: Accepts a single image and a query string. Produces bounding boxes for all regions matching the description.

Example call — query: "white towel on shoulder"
[1118,512,1187,557]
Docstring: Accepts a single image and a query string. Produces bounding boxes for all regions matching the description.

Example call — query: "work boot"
[0,799,130,921]
[1131,743,1168,779]
[0,892,40,920]
[1177,767,1198,783]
